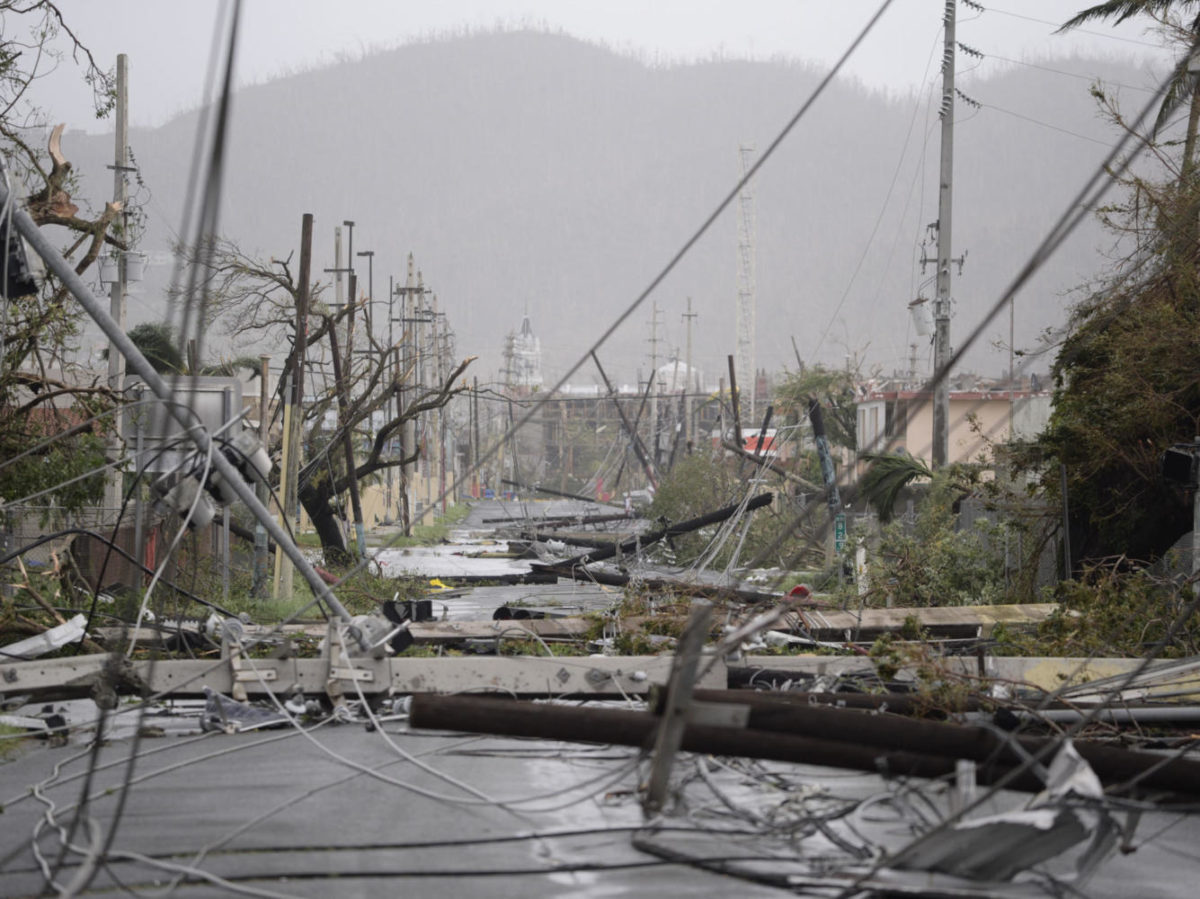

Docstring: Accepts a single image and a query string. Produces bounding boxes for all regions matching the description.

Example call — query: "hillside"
[60,30,1163,386]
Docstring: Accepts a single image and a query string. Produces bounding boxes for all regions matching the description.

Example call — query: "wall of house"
[858,394,1035,469]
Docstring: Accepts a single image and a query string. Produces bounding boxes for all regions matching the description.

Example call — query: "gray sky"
[33,1,1170,132]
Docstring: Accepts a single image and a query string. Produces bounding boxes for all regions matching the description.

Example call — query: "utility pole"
[274,214,311,599]
[384,273,395,524]
[329,288,366,559]
[472,375,480,498]
[103,53,129,522]
[736,143,757,425]
[253,354,270,596]
[343,220,357,363]
[432,293,445,514]
[288,213,311,535]
[357,249,374,342]
[333,226,344,308]
[683,297,697,452]
[391,256,423,533]
[648,301,660,468]
[932,0,956,469]
[347,271,366,556]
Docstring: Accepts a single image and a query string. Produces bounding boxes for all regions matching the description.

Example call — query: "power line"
[811,23,943,361]
[323,0,901,591]
[981,4,1167,49]
[981,50,1158,93]
[982,99,1114,146]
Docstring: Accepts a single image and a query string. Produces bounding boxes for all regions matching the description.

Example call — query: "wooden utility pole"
[253,354,270,597]
[274,214,312,599]
[334,273,367,558]
[288,214,310,536]
[727,354,743,449]
[273,370,293,600]
[932,0,956,469]
[384,274,395,524]
[103,53,129,521]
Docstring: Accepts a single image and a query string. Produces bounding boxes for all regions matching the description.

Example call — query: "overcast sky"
[32,0,1171,132]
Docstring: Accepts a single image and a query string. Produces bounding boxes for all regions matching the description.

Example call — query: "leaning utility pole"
[328,288,366,559]
[103,54,129,520]
[274,214,312,599]
[932,0,956,469]
[253,354,270,596]
[288,214,310,537]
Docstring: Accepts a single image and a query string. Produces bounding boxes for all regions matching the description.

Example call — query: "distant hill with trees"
[63,29,1161,387]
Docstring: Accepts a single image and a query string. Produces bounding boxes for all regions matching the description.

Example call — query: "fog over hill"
[61,30,1165,387]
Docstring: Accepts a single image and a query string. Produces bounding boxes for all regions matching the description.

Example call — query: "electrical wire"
[314,0,899,593]
[810,21,944,361]
[981,4,1168,49]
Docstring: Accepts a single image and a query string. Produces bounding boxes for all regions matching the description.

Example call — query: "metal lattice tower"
[735,144,757,423]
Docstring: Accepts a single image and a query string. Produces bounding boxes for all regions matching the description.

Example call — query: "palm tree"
[1062,2,1200,178]
[858,451,933,522]
[119,322,263,380]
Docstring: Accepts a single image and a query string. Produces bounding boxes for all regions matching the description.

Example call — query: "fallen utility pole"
[532,492,773,569]
[498,479,622,508]
[645,599,713,814]
[591,352,657,489]
[530,560,782,603]
[722,440,819,489]
[0,179,352,622]
[409,693,1200,802]
[0,654,725,702]
[492,511,633,528]
[661,690,1200,798]
[408,693,1049,795]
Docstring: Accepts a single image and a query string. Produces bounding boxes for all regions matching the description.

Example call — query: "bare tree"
[187,237,474,562]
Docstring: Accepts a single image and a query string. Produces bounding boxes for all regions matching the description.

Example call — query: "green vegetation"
[1027,5,1200,566]
[647,451,813,570]
[1000,565,1200,659]
[860,465,1008,607]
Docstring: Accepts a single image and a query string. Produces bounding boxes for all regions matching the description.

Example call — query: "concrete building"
[855,389,1052,468]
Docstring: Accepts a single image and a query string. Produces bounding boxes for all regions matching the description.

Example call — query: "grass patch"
[0,723,28,761]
